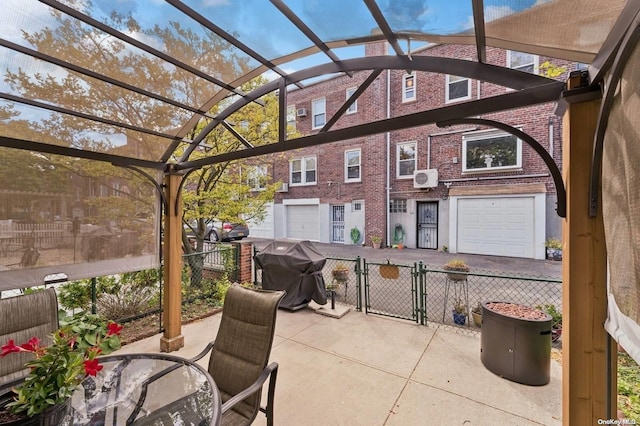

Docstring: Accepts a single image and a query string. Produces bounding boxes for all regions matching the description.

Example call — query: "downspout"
[548,117,554,159]
[386,69,391,246]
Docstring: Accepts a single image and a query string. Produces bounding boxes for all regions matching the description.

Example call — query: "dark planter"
[480,302,552,386]
[445,271,468,281]
[0,399,71,426]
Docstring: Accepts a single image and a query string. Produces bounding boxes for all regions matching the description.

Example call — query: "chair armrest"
[221,362,278,414]
[189,341,215,363]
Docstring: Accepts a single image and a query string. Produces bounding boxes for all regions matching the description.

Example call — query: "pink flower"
[1,339,22,356]
[83,359,103,376]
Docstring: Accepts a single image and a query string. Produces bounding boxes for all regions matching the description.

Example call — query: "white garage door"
[286,205,319,240]
[246,203,274,238]
[457,197,535,258]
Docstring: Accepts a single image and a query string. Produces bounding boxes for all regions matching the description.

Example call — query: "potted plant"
[0,313,122,424]
[331,263,350,285]
[471,301,482,327]
[452,298,467,325]
[537,303,562,341]
[545,238,562,261]
[370,234,382,249]
[444,258,470,281]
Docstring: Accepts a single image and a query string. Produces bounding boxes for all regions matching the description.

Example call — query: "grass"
[618,352,640,420]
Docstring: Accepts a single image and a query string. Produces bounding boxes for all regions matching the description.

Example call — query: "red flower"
[20,337,40,352]
[106,322,123,336]
[1,339,22,357]
[83,359,103,376]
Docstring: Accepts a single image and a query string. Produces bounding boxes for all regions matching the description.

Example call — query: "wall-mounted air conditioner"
[276,183,289,193]
[296,108,307,117]
[413,169,439,189]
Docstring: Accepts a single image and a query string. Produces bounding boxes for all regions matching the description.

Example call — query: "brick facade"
[255,41,572,257]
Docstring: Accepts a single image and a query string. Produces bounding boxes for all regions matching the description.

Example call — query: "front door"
[417,201,438,249]
[331,205,345,243]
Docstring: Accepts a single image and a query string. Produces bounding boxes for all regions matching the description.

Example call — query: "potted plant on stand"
[452,298,467,326]
[444,259,470,281]
[0,313,122,425]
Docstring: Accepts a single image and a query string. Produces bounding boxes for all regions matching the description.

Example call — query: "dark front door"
[417,201,438,249]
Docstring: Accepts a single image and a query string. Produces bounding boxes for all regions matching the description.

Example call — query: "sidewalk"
[247,238,563,278]
[119,305,562,425]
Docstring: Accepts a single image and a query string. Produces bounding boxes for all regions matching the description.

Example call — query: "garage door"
[286,205,319,240]
[457,197,534,258]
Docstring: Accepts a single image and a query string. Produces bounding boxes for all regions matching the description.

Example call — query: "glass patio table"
[68,353,221,426]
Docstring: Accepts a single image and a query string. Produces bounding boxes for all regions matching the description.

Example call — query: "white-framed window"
[402,72,416,102]
[247,165,268,191]
[112,182,120,197]
[344,149,361,182]
[286,105,296,133]
[389,199,407,213]
[352,199,364,212]
[346,87,357,114]
[312,98,326,129]
[396,142,417,178]
[507,50,539,74]
[576,62,589,71]
[462,129,522,172]
[290,156,317,186]
[446,75,471,103]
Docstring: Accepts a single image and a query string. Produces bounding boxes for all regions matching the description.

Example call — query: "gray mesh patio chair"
[0,289,59,393]
[191,283,285,426]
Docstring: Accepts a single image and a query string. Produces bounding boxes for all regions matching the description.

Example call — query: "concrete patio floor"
[117,303,562,426]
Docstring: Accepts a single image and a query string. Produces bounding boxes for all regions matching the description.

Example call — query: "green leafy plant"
[0,314,122,417]
[350,226,361,245]
[536,303,562,328]
[544,238,562,249]
[618,352,640,420]
[472,301,482,315]
[452,298,467,314]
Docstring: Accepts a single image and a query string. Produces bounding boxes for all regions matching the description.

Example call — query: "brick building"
[248,42,577,260]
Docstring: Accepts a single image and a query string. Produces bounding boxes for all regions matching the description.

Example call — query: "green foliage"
[544,238,562,249]
[350,226,361,245]
[466,135,517,170]
[2,314,121,416]
[539,61,567,79]
[213,278,232,305]
[618,353,640,419]
[536,303,562,328]
[452,298,467,314]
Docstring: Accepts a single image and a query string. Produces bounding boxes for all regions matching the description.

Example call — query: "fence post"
[91,277,97,314]
[417,261,425,325]
[355,256,362,311]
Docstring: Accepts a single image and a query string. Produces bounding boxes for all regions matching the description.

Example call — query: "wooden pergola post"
[160,169,184,352]
[562,73,616,424]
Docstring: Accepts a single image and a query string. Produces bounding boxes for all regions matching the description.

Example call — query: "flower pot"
[546,247,562,261]
[452,311,467,325]
[446,271,468,281]
[472,311,482,327]
[0,399,71,426]
[372,242,381,249]
[331,269,349,283]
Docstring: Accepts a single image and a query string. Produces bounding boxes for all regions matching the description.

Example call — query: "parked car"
[185,219,249,242]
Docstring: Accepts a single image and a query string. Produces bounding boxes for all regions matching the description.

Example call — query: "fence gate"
[363,260,423,323]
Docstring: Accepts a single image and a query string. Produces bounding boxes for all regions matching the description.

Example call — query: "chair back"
[0,288,59,388]
[208,284,285,423]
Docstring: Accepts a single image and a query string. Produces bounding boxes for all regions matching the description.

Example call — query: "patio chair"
[0,289,59,394]
[191,283,286,426]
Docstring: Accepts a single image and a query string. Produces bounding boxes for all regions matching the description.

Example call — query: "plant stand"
[442,276,470,326]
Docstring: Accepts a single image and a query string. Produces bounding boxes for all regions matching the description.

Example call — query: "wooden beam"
[160,171,185,352]
[562,74,613,424]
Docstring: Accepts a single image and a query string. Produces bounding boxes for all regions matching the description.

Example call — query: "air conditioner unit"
[276,183,289,193]
[413,169,439,189]
[296,108,307,117]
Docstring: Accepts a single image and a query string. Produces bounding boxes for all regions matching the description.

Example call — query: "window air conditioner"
[276,183,289,193]
[296,108,307,117]
[413,169,439,189]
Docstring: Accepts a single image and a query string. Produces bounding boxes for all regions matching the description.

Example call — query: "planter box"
[480,302,552,386]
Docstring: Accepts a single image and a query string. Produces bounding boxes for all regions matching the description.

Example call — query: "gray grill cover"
[254,240,327,309]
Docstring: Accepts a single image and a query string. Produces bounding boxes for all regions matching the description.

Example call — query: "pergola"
[1,1,639,424]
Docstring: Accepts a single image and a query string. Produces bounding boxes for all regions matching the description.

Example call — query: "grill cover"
[254,240,327,309]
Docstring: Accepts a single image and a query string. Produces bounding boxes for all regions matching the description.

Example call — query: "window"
[346,87,357,114]
[312,98,326,129]
[290,156,317,185]
[397,142,416,178]
[239,120,249,131]
[286,105,296,132]
[576,62,589,71]
[352,199,364,212]
[507,51,539,74]
[344,149,361,182]
[402,72,416,102]
[247,165,268,191]
[389,199,407,213]
[446,75,471,102]
[462,129,522,172]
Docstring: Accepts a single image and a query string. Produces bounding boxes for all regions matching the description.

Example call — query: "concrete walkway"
[118,303,562,426]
